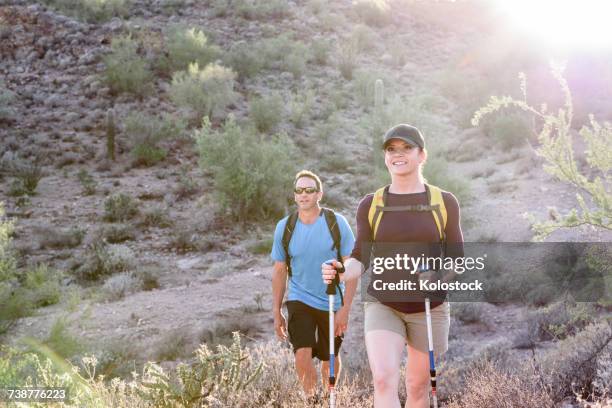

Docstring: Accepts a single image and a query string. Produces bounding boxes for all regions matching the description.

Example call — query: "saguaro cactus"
[375,78,384,111]
[106,108,116,161]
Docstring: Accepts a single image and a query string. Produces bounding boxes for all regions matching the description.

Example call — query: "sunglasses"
[294,187,318,194]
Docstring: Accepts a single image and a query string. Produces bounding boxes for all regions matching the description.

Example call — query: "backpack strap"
[367,184,448,243]
[322,207,344,307]
[426,184,447,243]
[281,211,299,277]
[282,208,345,306]
[367,185,388,241]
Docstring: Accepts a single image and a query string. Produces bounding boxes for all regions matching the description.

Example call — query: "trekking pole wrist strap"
[335,262,345,275]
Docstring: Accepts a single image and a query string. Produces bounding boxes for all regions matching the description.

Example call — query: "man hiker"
[271,170,357,401]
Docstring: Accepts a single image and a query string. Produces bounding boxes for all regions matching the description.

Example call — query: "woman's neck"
[389,175,425,194]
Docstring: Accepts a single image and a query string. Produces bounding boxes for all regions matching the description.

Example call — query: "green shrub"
[353,0,391,27]
[23,264,62,308]
[194,116,296,222]
[170,62,238,121]
[235,0,290,20]
[44,317,84,359]
[153,329,192,361]
[436,68,490,128]
[0,203,15,282]
[337,41,358,80]
[200,317,260,346]
[134,266,161,291]
[256,34,297,69]
[211,0,230,17]
[6,158,43,197]
[308,0,324,15]
[75,242,135,281]
[91,339,142,380]
[0,286,34,335]
[0,80,14,122]
[482,113,532,149]
[98,223,136,243]
[451,302,484,324]
[38,226,85,249]
[141,206,173,229]
[312,39,330,65]
[350,24,377,53]
[0,204,34,334]
[103,193,139,222]
[314,112,340,144]
[289,89,315,129]
[140,333,262,406]
[41,0,130,23]
[103,35,152,97]
[284,47,308,79]
[159,0,185,14]
[101,272,142,302]
[255,36,309,76]
[164,26,220,73]
[77,169,97,196]
[445,360,554,408]
[317,12,344,33]
[525,301,597,342]
[174,170,199,200]
[247,238,274,255]
[249,93,284,133]
[224,41,264,80]
[124,112,185,167]
[540,321,612,403]
[389,43,407,67]
[168,227,200,253]
[422,154,471,205]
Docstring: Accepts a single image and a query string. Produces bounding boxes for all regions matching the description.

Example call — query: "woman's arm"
[322,194,373,285]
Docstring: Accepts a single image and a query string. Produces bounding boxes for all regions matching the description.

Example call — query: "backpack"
[367,184,448,248]
[281,207,344,305]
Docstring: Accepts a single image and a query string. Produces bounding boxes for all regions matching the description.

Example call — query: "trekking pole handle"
[325,260,344,294]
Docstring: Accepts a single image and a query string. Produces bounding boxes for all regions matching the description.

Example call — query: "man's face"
[294,177,322,211]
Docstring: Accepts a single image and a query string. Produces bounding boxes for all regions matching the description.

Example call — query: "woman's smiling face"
[384,139,425,177]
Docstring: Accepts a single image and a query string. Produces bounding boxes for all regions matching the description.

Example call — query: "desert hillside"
[1,0,611,407]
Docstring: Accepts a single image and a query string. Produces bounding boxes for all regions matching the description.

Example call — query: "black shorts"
[286,300,343,361]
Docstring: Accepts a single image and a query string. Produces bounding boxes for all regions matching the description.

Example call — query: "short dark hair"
[294,170,322,192]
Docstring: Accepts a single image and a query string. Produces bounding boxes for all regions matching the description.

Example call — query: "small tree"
[194,116,296,222]
[472,63,611,240]
[170,62,238,121]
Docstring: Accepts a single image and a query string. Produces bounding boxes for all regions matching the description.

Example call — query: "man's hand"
[274,311,287,340]
[322,260,343,284]
[334,306,349,336]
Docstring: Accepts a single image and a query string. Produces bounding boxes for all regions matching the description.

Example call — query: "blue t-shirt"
[271,211,355,311]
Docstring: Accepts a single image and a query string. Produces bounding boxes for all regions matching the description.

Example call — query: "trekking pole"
[325,261,339,408]
[425,297,438,408]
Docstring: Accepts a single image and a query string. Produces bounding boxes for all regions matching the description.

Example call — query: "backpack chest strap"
[377,204,441,212]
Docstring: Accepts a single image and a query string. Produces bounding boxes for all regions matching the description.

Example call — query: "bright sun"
[495,0,612,51]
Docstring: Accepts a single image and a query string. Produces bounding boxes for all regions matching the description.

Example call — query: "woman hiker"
[322,124,464,408]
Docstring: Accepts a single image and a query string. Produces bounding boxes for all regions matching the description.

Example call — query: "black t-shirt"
[351,188,464,313]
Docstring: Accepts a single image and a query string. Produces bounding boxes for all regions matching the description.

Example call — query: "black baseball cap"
[382,124,425,149]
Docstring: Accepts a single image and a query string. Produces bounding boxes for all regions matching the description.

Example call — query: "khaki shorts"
[364,301,450,356]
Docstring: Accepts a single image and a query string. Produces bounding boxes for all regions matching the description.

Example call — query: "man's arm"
[272,261,288,315]
[272,261,288,340]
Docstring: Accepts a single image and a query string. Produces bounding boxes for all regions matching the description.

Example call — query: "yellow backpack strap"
[367,186,388,240]
[427,184,447,242]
